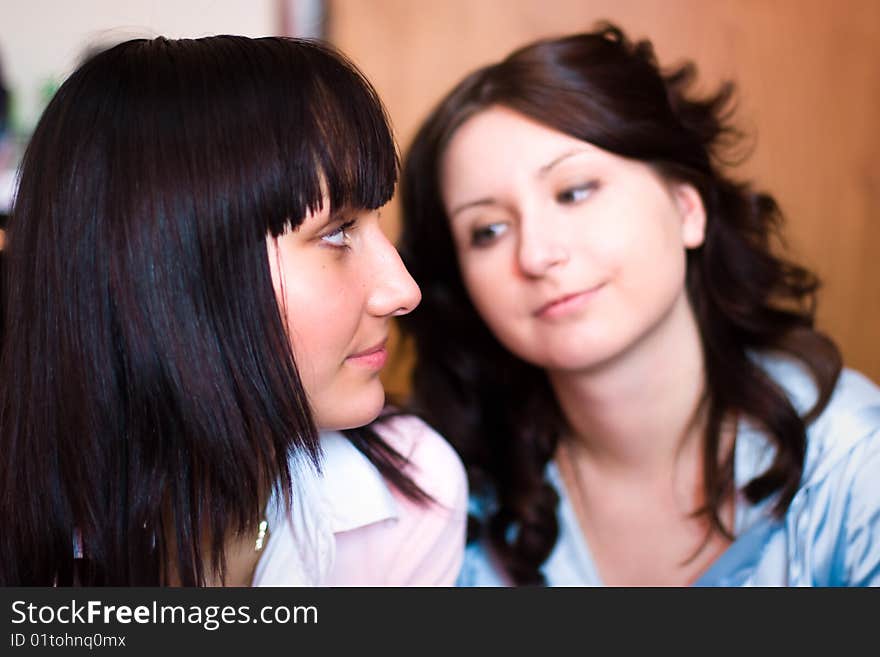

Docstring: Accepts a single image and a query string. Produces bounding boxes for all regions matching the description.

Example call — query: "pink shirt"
[324,415,468,586]
[252,415,467,586]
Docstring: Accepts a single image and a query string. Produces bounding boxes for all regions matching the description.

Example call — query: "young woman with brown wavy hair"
[399,24,880,586]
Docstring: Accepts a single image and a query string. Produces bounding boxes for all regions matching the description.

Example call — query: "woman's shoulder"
[348,413,468,585]
[813,366,880,455]
[740,352,880,514]
[756,351,880,414]
[755,352,880,466]
[372,413,468,511]
[321,415,468,585]
[751,354,880,585]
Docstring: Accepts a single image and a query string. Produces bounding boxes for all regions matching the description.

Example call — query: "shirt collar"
[319,431,399,533]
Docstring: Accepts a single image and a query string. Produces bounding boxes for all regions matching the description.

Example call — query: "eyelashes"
[470,222,509,247]
[467,180,600,248]
[556,180,599,204]
[321,219,357,248]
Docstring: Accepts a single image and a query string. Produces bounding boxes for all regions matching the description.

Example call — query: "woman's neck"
[548,290,707,478]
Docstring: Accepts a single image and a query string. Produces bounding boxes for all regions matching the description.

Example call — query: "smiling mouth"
[534,285,604,319]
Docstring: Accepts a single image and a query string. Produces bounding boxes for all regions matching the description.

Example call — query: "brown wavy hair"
[398,23,841,585]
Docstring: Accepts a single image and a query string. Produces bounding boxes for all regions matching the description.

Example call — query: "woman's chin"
[315,385,386,432]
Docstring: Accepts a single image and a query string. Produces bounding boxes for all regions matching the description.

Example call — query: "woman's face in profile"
[267,201,421,430]
[440,106,706,374]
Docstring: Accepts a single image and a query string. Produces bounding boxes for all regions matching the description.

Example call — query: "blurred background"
[1,0,878,393]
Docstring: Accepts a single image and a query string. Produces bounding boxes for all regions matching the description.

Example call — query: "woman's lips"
[346,339,388,369]
[534,284,604,319]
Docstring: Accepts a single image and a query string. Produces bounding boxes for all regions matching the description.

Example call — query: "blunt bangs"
[0,34,399,585]
[120,35,399,239]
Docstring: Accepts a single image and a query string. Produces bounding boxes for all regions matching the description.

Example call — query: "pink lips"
[534,285,604,319]
[346,339,388,369]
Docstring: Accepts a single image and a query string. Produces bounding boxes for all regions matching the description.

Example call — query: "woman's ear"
[673,183,707,249]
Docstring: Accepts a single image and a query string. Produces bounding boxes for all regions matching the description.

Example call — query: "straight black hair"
[0,35,410,585]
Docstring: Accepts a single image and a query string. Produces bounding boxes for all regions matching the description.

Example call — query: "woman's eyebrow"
[448,149,592,219]
[449,197,497,220]
[537,148,591,177]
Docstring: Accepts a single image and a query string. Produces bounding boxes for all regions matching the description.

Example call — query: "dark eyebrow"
[449,198,497,220]
[537,148,591,177]
[449,149,592,219]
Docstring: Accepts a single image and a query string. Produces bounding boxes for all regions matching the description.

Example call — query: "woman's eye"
[556,181,598,205]
[321,220,356,248]
[470,222,508,247]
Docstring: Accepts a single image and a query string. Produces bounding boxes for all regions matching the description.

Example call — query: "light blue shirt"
[458,355,880,586]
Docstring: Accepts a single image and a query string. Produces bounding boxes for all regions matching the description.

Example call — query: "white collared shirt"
[254,415,468,586]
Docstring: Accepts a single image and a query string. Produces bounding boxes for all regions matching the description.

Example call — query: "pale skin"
[442,106,733,585]
[199,199,420,586]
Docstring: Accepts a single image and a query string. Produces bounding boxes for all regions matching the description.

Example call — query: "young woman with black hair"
[0,35,466,586]
[399,24,880,586]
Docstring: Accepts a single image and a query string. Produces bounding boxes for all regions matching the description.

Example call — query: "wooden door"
[329,0,880,394]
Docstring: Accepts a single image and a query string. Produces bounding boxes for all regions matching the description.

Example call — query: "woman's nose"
[367,231,422,318]
[516,217,570,278]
